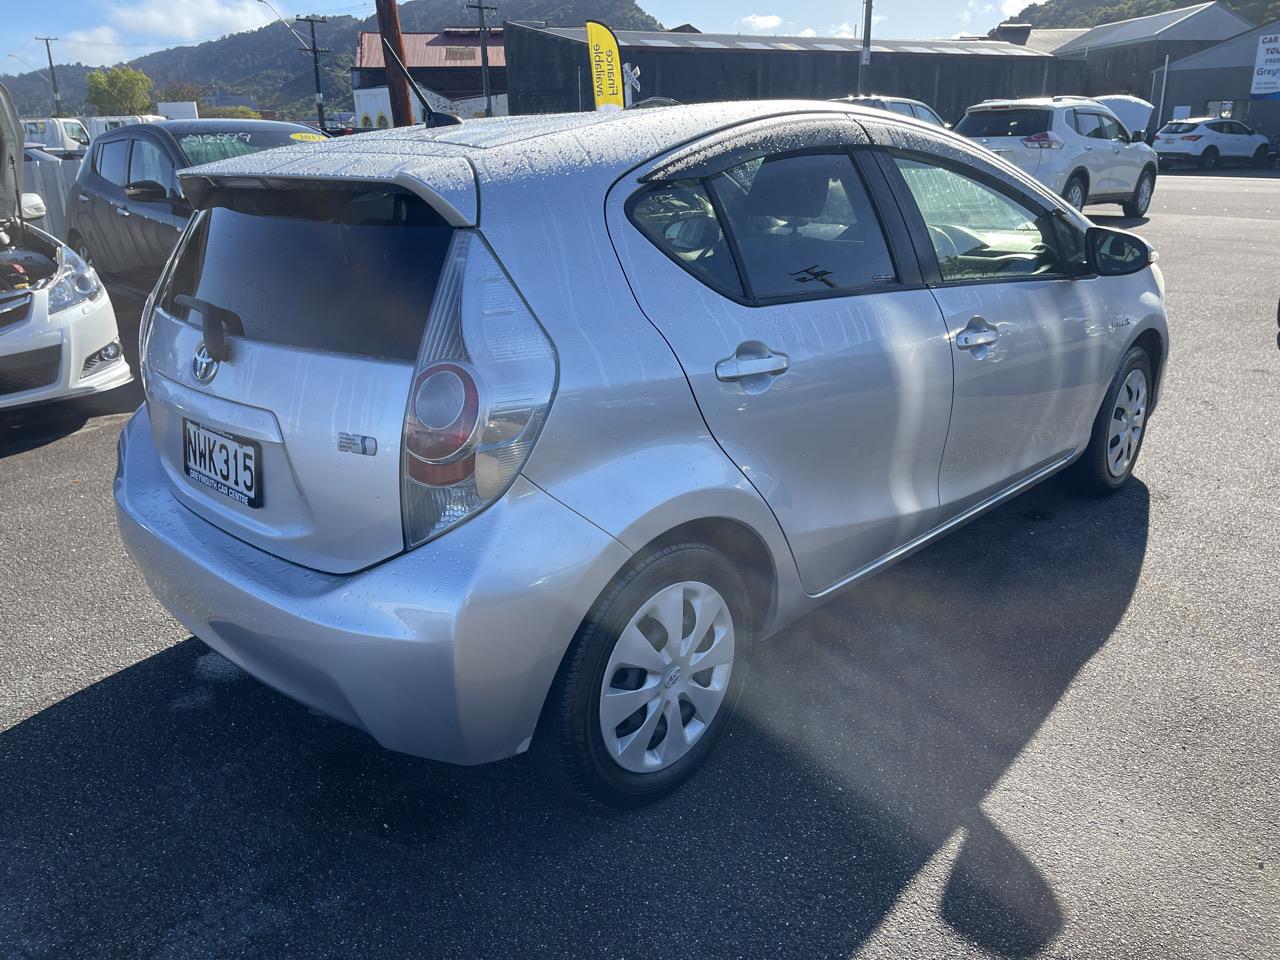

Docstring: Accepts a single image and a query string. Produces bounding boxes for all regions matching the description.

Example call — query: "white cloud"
[1002,0,1032,16]
[740,14,783,32]
[829,21,859,38]
[60,27,130,67]
[109,0,268,40]
[798,27,818,37]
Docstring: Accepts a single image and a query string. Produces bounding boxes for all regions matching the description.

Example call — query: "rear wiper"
[174,294,243,362]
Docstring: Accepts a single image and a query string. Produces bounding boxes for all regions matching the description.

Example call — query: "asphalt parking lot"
[2,173,1278,959]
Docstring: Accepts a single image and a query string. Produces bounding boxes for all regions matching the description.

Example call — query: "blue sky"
[2,1,1023,75]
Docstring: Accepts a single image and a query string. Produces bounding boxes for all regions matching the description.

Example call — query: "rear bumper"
[114,406,631,765]
[0,289,132,410]
[1154,151,1197,163]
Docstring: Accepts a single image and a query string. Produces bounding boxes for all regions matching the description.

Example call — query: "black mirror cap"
[125,179,168,202]
[1131,129,1147,143]
[1087,226,1156,276]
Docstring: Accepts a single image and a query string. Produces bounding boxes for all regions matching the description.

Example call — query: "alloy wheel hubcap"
[599,580,735,774]
[1138,177,1152,211]
[1069,184,1085,209]
[1107,368,1148,477]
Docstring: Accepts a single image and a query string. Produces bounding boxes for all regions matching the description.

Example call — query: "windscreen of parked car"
[176,128,319,165]
[62,120,90,146]
[162,187,453,361]
[1159,122,1200,134]
[955,110,1050,138]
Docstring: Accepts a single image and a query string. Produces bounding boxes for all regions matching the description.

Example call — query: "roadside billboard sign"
[1251,32,1280,101]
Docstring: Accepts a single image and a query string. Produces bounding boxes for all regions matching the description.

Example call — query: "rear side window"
[629,181,744,297]
[709,153,896,298]
[955,110,1049,138]
[96,139,129,186]
[163,188,453,362]
[887,101,915,117]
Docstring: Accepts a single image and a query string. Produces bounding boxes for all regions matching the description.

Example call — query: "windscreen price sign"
[1252,33,1280,101]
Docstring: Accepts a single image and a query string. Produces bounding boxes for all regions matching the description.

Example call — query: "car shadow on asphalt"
[0,478,1150,959]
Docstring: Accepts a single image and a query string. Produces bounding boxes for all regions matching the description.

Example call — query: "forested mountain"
[0,0,662,117]
[1007,0,1279,29]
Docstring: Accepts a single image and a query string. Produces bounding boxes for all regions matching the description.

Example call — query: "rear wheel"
[1199,146,1219,171]
[1122,168,1155,218]
[1063,173,1087,211]
[1253,145,1271,168]
[1068,345,1153,496]
[532,543,750,807]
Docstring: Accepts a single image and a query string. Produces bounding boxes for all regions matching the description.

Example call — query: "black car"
[66,119,326,297]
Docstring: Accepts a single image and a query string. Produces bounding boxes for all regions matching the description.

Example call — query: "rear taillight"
[401,230,557,548]
[1021,131,1064,149]
[1181,134,1203,141]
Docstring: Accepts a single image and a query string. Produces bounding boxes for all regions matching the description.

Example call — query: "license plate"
[182,418,262,508]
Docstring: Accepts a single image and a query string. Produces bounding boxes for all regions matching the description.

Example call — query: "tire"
[1253,145,1270,168]
[1063,173,1087,211]
[1199,147,1219,171]
[531,542,751,808]
[1068,345,1154,497]
[1122,168,1155,218]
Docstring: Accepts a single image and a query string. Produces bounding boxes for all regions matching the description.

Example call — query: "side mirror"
[20,192,46,219]
[1087,226,1156,276]
[125,179,168,203]
[1130,129,1147,143]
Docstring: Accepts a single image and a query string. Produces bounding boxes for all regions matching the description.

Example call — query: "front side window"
[1097,115,1126,141]
[1077,113,1109,139]
[128,138,176,194]
[96,139,129,187]
[62,120,90,146]
[912,103,944,126]
[887,101,915,118]
[708,152,896,299]
[893,156,1064,282]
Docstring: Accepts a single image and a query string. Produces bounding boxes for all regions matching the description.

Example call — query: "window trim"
[94,136,133,189]
[626,144,923,309]
[875,146,1088,289]
[126,132,178,197]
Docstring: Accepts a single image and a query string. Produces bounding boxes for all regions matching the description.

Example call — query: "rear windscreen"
[1159,122,1199,134]
[955,110,1050,138]
[163,188,452,362]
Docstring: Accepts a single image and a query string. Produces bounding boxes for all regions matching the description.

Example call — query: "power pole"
[295,15,329,130]
[375,0,414,125]
[36,37,61,117]
[855,0,874,96]
[465,2,498,118]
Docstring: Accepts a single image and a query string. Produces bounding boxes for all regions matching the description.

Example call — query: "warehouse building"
[1153,19,1280,136]
[1041,1,1253,99]
[503,21,1085,122]
[351,26,507,124]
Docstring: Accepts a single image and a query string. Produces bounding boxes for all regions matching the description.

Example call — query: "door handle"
[716,353,789,381]
[114,205,130,217]
[77,193,90,203]
[956,316,999,354]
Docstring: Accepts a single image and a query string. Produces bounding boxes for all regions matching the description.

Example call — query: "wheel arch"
[1133,327,1165,411]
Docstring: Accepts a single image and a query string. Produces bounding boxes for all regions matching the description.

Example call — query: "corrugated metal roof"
[356,31,506,69]
[1021,29,1090,54]
[1165,17,1280,71]
[539,26,1050,58]
[1054,2,1251,54]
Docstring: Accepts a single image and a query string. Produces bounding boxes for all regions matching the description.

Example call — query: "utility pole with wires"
[295,14,329,131]
[375,0,414,125]
[35,37,62,117]
[465,1,498,118]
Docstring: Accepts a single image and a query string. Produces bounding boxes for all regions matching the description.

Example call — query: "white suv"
[1153,118,1272,169]
[956,97,1159,217]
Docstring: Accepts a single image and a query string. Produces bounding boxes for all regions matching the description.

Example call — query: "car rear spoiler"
[177,153,478,227]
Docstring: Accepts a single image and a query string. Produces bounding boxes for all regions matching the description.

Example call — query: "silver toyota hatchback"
[115,102,1168,806]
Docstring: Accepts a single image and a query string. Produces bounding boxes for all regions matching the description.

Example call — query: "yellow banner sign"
[586,20,624,111]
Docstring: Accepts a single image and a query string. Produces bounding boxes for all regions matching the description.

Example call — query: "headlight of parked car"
[47,246,102,313]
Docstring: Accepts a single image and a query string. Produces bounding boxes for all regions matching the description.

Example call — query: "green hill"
[1007,0,1279,29]
[0,0,662,117]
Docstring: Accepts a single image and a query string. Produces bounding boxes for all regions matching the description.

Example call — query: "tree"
[85,66,153,115]
[156,81,203,104]
[201,105,262,119]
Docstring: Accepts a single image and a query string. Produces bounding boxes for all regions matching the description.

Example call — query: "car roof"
[1165,117,1221,124]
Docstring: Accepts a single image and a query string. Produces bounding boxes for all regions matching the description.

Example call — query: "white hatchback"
[1153,118,1272,169]
[956,97,1159,216]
